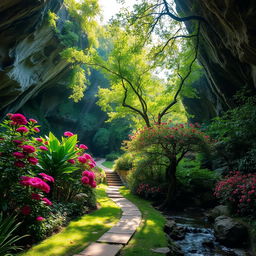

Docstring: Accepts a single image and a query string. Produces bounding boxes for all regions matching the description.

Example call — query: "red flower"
[79,144,88,150]
[42,197,52,206]
[14,161,26,168]
[22,145,36,153]
[28,157,38,165]
[29,118,38,123]
[39,173,54,183]
[39,146,48,151]
[10,113,28,125]
[67,159,75,164]
[16,126,29,133]
[21,205,31,215]
[36,216,45,221]
[33,127,40,133]
[64,131,74,137]
[13,152,25,159]
[31,193,41,200]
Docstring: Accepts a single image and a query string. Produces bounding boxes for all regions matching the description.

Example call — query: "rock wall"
[0,0,71,114]
[175,0,256,114]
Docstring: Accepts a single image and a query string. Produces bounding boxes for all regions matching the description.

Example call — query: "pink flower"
[39,173,54,183]
[39,146,48,151]
[31,193,41,200]
[20,176,50,193]
[28,157,38,165]
[67,159,75,164]
[22,145,36,153]
[16,126,29,133]
[6,113,13,117]
[78,156,87,163]
[81,176,90,184]
[36,216,45,221]
[20,176,31,186]
[29,118,38,123]
[83,153,92,160]
[14,161,26,168]
[13,140,23,144]
[79,144,88,150]
[21,205,31,215]
[10,113,28,125]
[91,181,97,188]
[33,127,40,133]
[13,152,25,159]
[35,138,43,142]
[88,162,96,168]
[42,197,52,206]
[64,131,74,137]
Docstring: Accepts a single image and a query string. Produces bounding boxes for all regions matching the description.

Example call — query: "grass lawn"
[119,187,169,256]
[20,185,121,256]
[102,160,114,169]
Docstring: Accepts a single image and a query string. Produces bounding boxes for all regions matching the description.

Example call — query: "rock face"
[214,216,248,246]
[175,0,256,116]
[0,0,72,114]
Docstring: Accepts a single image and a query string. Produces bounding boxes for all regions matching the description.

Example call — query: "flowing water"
[165,208,251,256]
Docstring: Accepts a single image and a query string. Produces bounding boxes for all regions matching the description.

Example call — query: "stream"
[165,208,251,256]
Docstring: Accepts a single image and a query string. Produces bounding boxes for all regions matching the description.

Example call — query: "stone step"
[77,243,123,256]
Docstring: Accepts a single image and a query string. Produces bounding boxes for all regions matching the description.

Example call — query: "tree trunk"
[160,158,177,209]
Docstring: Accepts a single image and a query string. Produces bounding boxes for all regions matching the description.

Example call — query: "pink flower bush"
[42,197,52,206]
[78,156,87,163]
[10,113,28,125]
[81,170,97,188]
[79,144,88,150]
[20,176,51,193]
[214,171,256,216]
[28,157,38,165]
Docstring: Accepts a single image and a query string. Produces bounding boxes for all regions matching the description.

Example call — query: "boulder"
[164,220,186,240]
[214,216,248,247]
[207,205,230,222]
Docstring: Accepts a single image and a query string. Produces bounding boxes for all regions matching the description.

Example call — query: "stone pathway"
[75,160,142,256]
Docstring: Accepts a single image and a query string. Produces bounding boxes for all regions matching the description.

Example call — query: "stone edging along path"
[74,161,142,256]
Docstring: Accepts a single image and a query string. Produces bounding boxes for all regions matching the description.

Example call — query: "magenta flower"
[67,159,75,164]
[64,131,74,137]
[81,176,90,184]
[42,197,52,206]
[13,140,23,144]
[10,113,28,125]
[21,205,31,215]
[14,161,26,168]
[39,173,54,183]
[13,152,25,159]
[31,193,41,200]
[35,138,43,142]
[78,156,87,163]
[33,127,40,133]
[28,157,38,165]
[16,126,29,133]
[83,153,92,160]
[29,118,38,123]
[79,144,88,150]
[22,145,36,153]
[39,146,48,151]
[91,181,97,188]
[36,216,45,221]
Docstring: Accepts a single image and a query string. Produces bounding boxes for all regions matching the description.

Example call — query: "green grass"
[20,185,121,256]
[102,161,114,169]
[119,187,169,256]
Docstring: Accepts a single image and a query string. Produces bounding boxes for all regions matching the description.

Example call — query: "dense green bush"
[208,96,256,173]
[114,153,133,171]
[105,152,121,161]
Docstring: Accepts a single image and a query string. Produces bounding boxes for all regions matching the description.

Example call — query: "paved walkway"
[75,160,142,256]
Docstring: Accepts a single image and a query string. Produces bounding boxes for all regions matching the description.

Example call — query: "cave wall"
[175,0,256,115]
[0,0,71,114]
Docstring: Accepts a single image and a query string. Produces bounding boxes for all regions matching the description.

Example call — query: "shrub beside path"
[74,160,142,256]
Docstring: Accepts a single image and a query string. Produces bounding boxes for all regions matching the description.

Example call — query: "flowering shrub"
[126,122,211,208]
[136,183,163,200]
[214,171,256,216]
